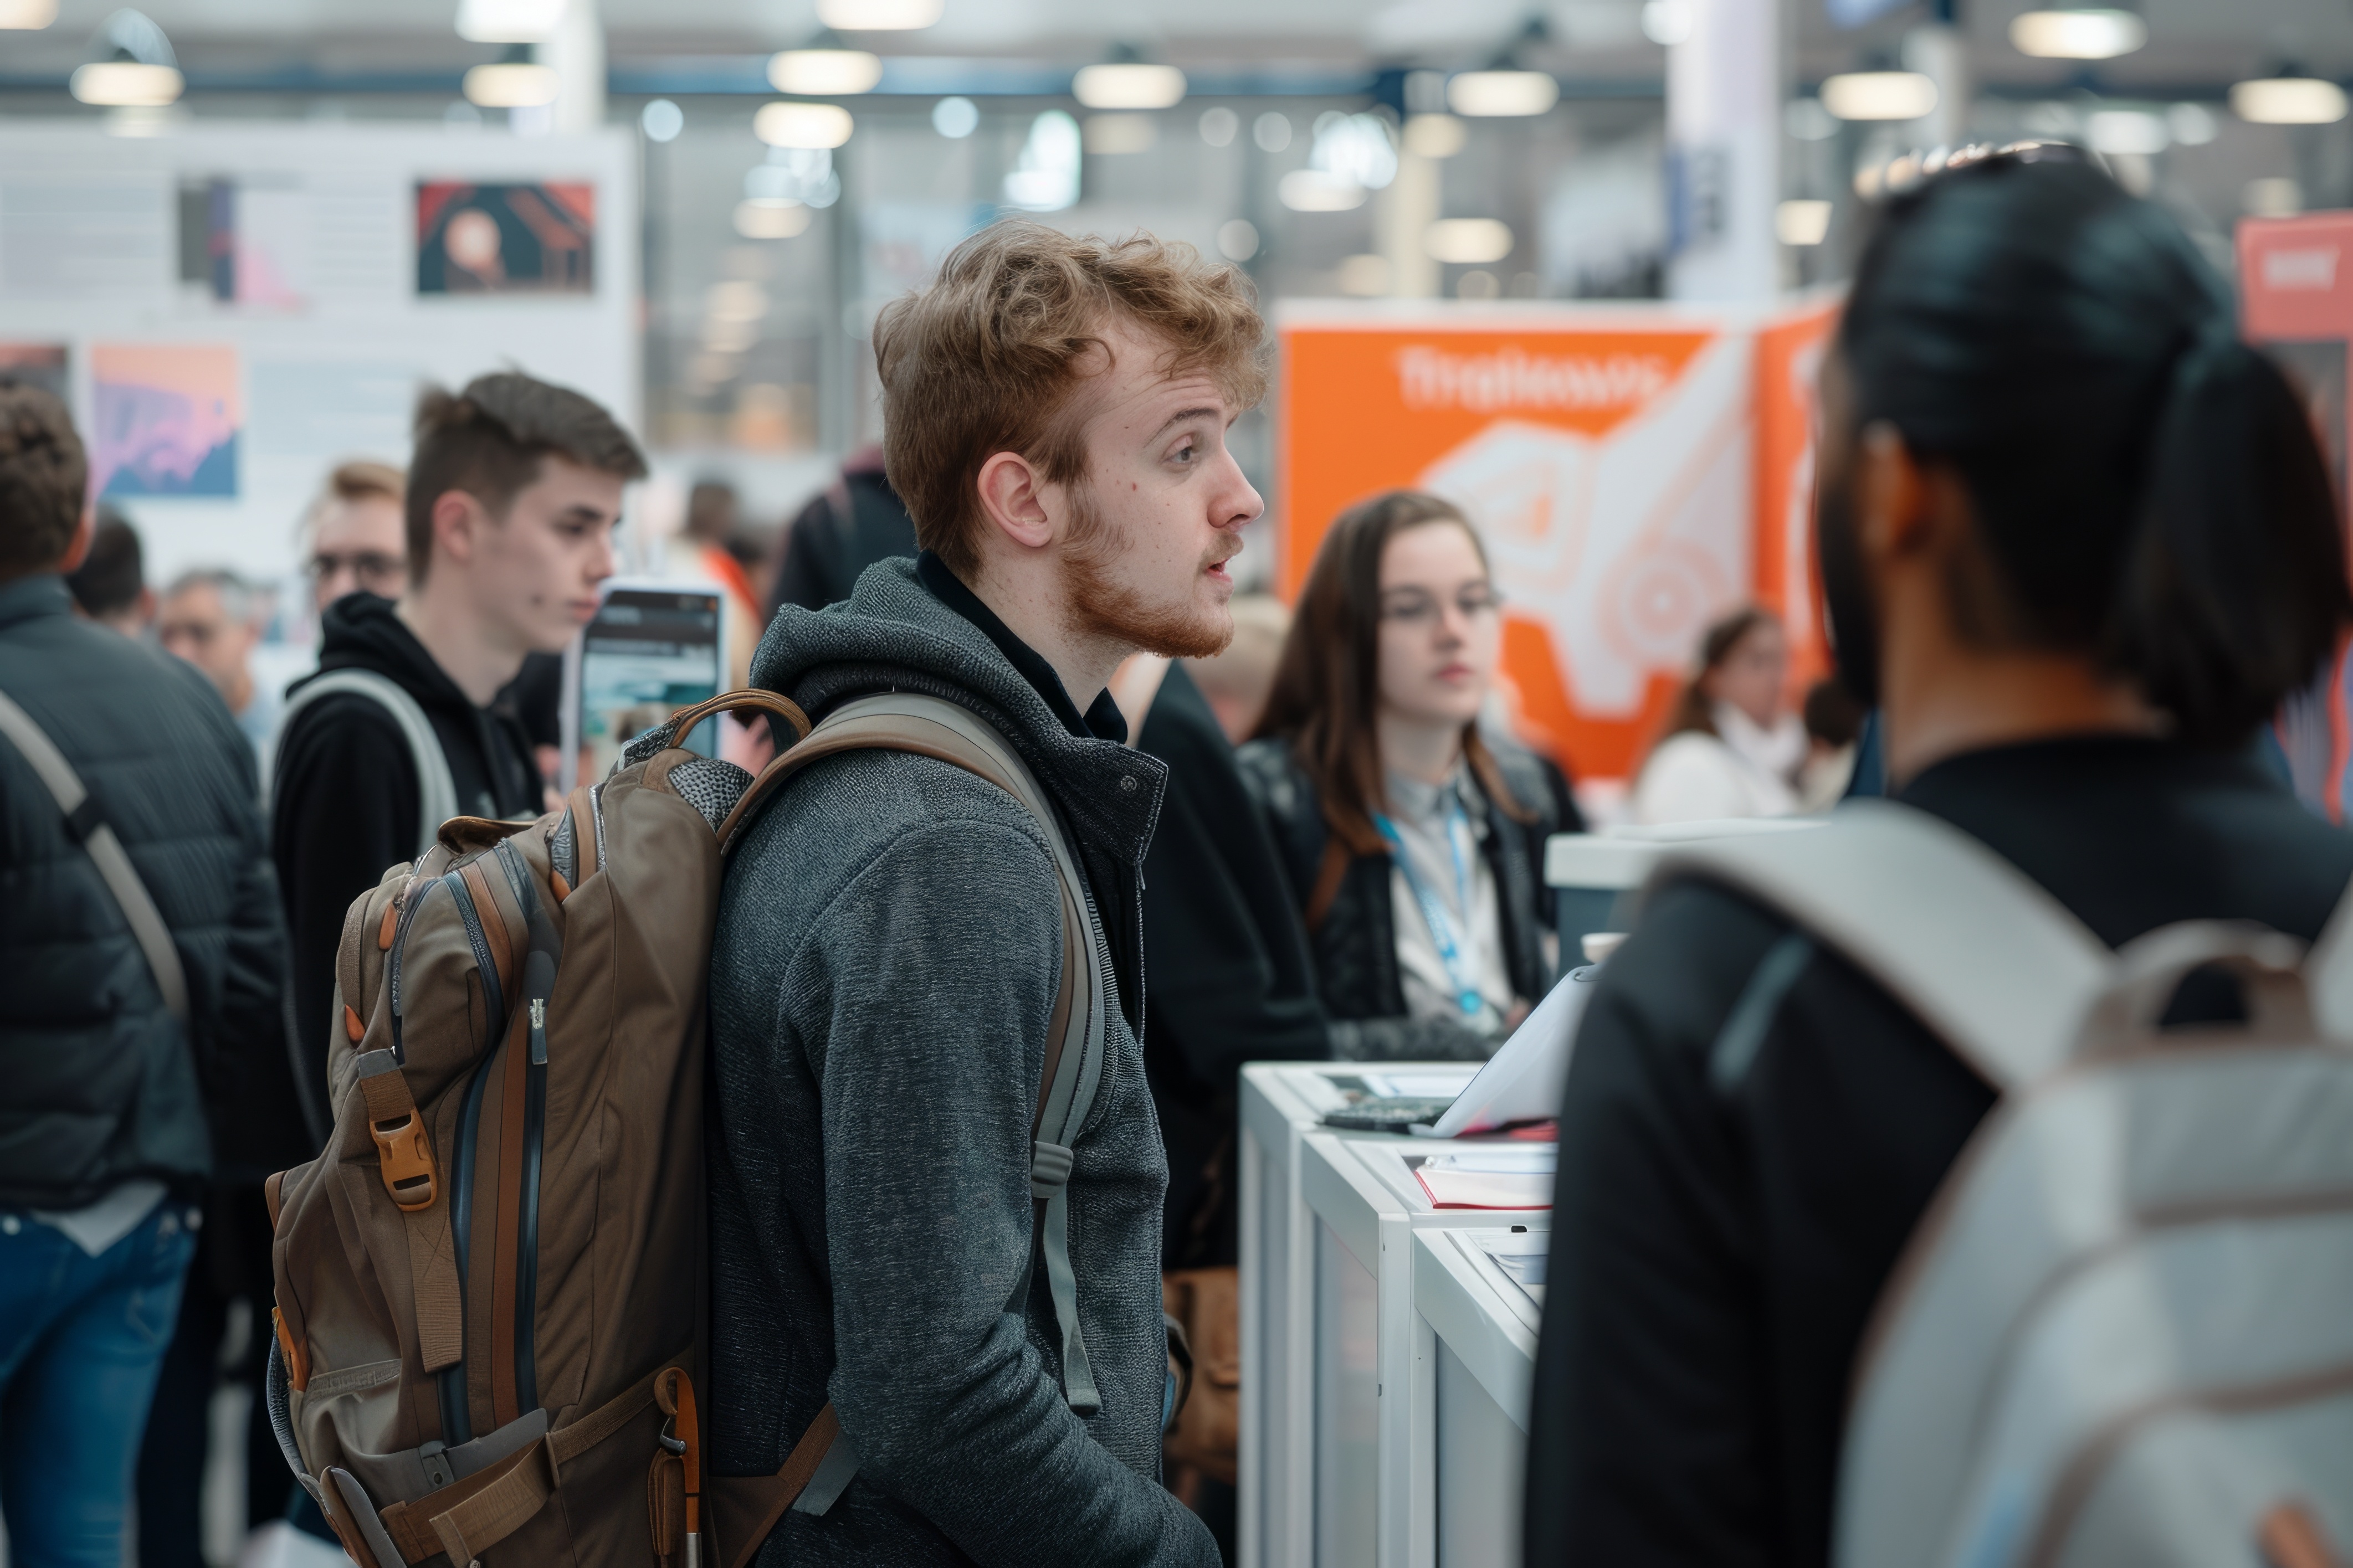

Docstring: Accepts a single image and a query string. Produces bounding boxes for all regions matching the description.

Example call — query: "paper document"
[1414,1147,1556,1210]
[1416,964,1601,1138]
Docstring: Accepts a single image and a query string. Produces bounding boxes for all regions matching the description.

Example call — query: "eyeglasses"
[307,551,404,587]
[1378,584,1503,628]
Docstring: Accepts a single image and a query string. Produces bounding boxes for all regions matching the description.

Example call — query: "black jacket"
[0,574,288,1207]
[768,456,919,618]
[1524,737,2353,1567]
[1236,734,1572,1059]
[270,594,541,1129]
[1135,664,1328,1269]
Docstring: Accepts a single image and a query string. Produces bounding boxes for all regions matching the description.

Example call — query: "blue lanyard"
[1373,793,1491,1024]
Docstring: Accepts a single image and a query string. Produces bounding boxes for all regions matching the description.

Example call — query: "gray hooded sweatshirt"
[708,557,1218,1566]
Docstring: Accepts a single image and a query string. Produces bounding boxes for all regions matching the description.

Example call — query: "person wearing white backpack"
[1524,144,2353,1567]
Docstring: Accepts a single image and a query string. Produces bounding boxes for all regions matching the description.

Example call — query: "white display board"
[0,121,639,589]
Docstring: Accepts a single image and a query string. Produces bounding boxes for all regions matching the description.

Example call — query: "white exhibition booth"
[1239,820,1819,1567]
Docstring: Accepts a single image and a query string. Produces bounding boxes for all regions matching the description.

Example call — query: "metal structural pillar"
[1667,0,1782,302]
[547,0,605,136]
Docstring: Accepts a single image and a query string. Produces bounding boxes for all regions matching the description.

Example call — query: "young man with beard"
[706,224,1257,1566]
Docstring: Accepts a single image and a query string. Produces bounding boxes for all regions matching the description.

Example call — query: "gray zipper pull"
[529,996,547,1065]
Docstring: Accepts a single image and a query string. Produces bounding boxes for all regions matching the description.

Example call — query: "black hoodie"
[270,594,540,1125]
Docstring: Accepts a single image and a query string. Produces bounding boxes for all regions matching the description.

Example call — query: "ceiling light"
[1639,0,1691,46]
[455,0,565,42]
[1403,112,1465,157]
[1199,106,1238,147]
[932,95,978,138]
[768,49,882,96]
[1278,170,1365,212]
[1775,199,1832,245]
[1447,71,1559,117]
[1425,218,1514,264]
[1338,254,1391,296]
[706,281,770,321]
[756,102,855,148]
[1216,219,1258,261]
[2009,9,2145,60]
[1073,63,1186,111]
[462,62,558,108]
[1785,97,1838,141]
[0,0,57,28]
[1084,114,1157,155]
[2231,76,2349,126]
[2245,177,2302,218]
[734,199,811,239]
[1821,71,1938,121]
[2086,109,2166,155]
[641,98,684,142]
[2167,103,2216,145]
[71,61,181,106]
[817,0,940,26]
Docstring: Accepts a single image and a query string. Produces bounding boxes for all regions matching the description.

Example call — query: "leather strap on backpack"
[353,1050,465,1374]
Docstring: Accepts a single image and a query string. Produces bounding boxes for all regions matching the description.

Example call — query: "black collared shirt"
[916,549,1127,743]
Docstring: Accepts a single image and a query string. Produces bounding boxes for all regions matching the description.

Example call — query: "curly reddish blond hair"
[874,221,1268,577]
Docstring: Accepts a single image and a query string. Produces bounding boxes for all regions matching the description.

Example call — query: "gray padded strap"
[281,669,458,855]
[2302,877,2353,1043]
[787,693,1108,1413]
[0,686,188,1024]
[1648,799,2113,1092]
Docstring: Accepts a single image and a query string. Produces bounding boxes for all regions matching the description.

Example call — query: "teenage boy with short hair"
[271,373,642,1119]
[708,223,1258,1566]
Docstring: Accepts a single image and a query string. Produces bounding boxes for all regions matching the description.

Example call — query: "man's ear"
[973,451,1054,552]
[55,506,94,574]
[429,490,485,569]
[1856,421,1931,567]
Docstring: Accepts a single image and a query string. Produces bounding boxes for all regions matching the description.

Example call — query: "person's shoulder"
[736,743,1054,883]
[1234,735,1308,806]
[1582,876,1804,1075]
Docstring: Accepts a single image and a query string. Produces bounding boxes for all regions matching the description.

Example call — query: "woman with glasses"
[1524,146,2353,1564]
[1238,490,1576,1061]
[1631,604,1806,823]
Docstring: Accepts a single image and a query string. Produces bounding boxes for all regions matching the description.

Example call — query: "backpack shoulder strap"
[0,685,189,1024]
[282,669,459,857]
[2297,872,2353,1042]
[706,690,1109,1553]
[1647,799,2113,1092]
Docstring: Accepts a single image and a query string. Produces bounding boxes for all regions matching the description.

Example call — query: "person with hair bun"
[1525,146,2353,1565]
[1630,604,1805,824]
[1239,491,1576,1061]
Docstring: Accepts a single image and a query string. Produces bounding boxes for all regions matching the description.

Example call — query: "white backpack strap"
[281,670,459,857]
[0,686,189,1025]
[2298,873,2353,1043]
[1647,799,2114,1092]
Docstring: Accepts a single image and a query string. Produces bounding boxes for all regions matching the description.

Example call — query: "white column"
[1902,23,1969,151]
[547,0,605,136]
[1666,0,1782,302]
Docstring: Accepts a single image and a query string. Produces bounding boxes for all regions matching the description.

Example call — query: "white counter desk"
[1238,1063,1549,1568]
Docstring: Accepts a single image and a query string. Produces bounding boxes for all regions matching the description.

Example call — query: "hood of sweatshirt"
[301,592,481,725]
[751,554,1167,882]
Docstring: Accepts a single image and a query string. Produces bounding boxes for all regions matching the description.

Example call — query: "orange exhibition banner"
[1278,299,1839,783]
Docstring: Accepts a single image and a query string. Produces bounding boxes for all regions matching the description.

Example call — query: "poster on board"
[417,181,596,295]
[91,342,240,497]
[1278,300,1837,782]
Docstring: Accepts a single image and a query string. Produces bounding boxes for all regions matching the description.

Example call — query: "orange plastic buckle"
[370,1109,438,1212]
[273,1306,310,1391]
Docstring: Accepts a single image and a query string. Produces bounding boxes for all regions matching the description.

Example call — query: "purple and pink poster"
[91,343,239,498]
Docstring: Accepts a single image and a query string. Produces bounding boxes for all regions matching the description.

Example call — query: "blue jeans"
[0,1199,197,1567]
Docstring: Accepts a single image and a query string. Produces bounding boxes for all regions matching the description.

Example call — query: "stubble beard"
[1059,485,1237,660]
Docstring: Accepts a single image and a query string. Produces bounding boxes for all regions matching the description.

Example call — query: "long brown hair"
[1654,604,1780,749]
[1254,490,1533,860]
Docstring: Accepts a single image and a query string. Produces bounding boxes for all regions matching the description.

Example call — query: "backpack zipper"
[498,836,553,1416]
[443,867,507,1041]
[440,1055,493,1447]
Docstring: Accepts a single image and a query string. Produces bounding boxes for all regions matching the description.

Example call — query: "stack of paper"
[1413,1146,1557,1210]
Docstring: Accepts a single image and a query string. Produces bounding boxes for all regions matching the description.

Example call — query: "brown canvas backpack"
[263,688,1126,1568]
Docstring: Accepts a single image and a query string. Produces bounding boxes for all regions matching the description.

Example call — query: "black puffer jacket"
[1236,735,1571,1058]
[0,573,288,1208]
